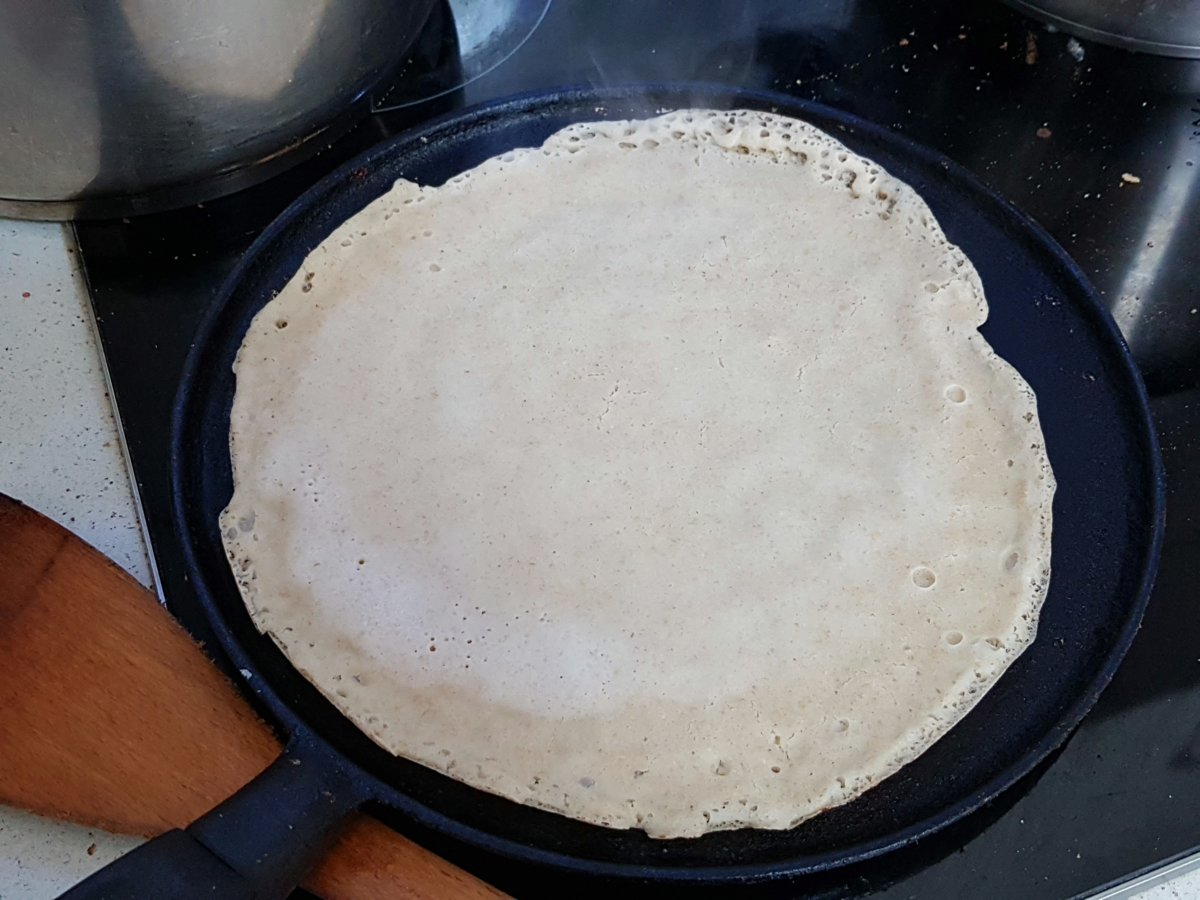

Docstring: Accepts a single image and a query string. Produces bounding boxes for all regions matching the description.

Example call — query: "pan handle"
[58,735,366,900]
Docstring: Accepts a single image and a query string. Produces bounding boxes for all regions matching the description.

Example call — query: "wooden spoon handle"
[0,494,504,899]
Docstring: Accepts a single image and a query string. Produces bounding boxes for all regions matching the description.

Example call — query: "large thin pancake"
[220,110,1054,839]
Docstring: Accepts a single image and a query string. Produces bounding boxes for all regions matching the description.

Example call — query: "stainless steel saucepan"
[1003,0,1200,58]
[0,0,436,219]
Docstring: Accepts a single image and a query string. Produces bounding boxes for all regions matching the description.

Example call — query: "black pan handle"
[58,735,365,900]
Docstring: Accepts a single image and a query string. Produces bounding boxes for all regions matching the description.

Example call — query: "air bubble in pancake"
[912,567,937,588]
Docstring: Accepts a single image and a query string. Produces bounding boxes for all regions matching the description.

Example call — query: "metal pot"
[1003,0,1200,57]
[0,0,437,219]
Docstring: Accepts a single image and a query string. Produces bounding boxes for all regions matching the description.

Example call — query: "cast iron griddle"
[171,85,1163,885]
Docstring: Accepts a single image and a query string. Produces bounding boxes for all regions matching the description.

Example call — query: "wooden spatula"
[0,493,504,899]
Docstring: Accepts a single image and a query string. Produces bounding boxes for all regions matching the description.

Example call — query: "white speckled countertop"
[0,216,1194,898]
[1,220,146,897]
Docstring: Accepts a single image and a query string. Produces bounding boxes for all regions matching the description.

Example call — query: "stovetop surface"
[76,1,1200,897]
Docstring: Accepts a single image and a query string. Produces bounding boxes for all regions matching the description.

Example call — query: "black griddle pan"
[67,85,1164,899]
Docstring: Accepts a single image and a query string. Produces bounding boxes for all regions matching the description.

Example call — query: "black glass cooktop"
[76,1,1200,897]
